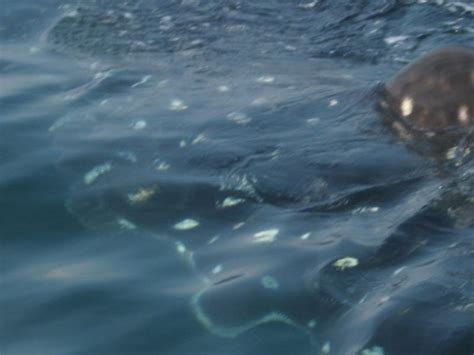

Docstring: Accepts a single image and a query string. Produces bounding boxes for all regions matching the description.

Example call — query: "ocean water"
[1,1,474,354]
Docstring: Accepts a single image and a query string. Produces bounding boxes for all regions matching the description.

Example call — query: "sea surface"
[1,1,474,355]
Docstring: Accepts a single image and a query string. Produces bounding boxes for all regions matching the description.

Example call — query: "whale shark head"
[378,47,474,162]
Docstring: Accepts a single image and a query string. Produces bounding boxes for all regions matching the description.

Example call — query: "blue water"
[1,1,474,354]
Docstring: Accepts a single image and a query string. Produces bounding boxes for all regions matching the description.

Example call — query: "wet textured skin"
[378,47,474,157]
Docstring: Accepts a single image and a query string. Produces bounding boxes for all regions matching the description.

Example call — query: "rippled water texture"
[1,1,474,354]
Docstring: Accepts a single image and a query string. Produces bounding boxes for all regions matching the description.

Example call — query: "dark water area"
[1,1,474,354]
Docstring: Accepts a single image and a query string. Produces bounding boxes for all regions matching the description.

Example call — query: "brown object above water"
[378,46,474,159]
